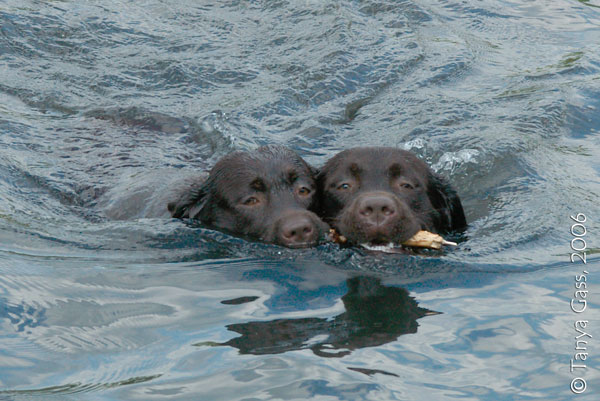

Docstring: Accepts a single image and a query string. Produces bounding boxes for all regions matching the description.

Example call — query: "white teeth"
[360,243,395,252]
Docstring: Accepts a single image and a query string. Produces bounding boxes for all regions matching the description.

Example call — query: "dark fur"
[317,147,466,245]
[168,145,329,248]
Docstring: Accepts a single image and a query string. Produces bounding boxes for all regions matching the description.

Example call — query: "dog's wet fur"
[168,145,329,248]
[316,147,466,246]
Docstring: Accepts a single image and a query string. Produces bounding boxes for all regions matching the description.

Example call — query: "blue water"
[1,0,599,400]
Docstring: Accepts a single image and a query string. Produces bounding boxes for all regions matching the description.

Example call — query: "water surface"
[1,0,599,400]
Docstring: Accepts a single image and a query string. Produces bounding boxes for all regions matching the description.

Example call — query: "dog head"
[169,145,329,248]
[317,147,466,245]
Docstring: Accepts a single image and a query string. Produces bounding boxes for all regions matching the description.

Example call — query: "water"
[1,0,599,399]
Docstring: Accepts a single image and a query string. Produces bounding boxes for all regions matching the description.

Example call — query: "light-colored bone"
[401,230,457,250]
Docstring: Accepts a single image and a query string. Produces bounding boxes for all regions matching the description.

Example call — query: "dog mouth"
[368,235,392,246]
[360,242,395,252]
[353,228,398,246]
[337,216,420,248]
[359,235,395,251]
[285,241,317,249]
[341,228,420,252]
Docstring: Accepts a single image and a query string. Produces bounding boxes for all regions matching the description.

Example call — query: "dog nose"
[278,214,317,247]
[357,194,397,225]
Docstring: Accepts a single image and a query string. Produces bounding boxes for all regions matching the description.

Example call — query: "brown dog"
[168,145,329,248]
[316,147,466,246]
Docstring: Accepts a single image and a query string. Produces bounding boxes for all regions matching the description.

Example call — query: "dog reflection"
[219,276,436,358]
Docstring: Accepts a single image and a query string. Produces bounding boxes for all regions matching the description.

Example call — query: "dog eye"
[242,197,259,206]
[337,183,351,190]
[298,187,311,196]
[400,182,414,190]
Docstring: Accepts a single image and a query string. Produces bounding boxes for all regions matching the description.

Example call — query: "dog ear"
[168,184,209,219]
[309,165,320,179]
[426,172,467,232]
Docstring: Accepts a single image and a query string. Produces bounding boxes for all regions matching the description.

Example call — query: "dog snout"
[276,212,319,248]
[355,193,400,227]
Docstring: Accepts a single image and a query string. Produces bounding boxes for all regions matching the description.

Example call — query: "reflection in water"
[218,276,435,358]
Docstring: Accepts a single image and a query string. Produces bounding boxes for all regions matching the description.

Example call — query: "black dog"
[317,147,466,246]
[168,145,328,248]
